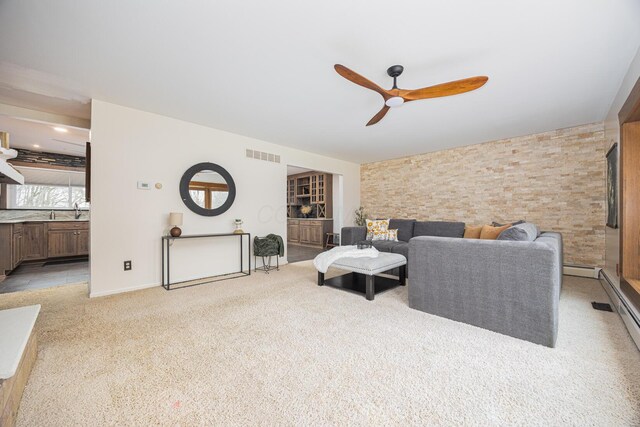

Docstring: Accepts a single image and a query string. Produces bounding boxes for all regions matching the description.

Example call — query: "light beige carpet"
[0,261,639,426]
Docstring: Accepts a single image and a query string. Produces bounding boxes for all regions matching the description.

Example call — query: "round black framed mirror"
[179,162,236,216]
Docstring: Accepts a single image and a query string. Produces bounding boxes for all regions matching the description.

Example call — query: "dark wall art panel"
[606,143,618,229]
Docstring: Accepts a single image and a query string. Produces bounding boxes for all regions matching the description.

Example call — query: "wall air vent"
[246,149,280,164]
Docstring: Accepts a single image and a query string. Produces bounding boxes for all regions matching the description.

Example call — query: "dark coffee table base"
[318,266,406,301]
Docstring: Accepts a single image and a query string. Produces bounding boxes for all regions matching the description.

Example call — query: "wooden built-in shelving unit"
[619,77,640,310]
[286,171,332,219]
[286,171,333,248]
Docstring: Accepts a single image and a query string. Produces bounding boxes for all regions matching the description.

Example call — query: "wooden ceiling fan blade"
[400,76,488,101]
[335,64,391,100]
[366,105,390,126]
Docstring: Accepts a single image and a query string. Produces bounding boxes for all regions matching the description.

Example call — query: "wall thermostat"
[137,181,150,190]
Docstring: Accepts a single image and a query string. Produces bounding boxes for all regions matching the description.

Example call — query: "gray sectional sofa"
[341,220,563,347]
[341,219,466,265]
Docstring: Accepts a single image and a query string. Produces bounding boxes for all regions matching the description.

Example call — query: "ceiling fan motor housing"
[387,65,404,77]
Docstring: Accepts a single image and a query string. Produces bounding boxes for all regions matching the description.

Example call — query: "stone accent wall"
[360,122,606,267]
[10,149,85,169]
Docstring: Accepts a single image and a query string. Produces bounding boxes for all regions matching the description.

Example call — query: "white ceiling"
[0,116,88,156]
[287,166,313,176]
[15,166,85,186]
[0,62,91,120]
[0,1,639,163]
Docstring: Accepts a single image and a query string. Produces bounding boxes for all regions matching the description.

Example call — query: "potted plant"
[354,206,367,226]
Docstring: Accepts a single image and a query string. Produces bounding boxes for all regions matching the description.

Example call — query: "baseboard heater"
[600,270,640,351]
[563,264,601,279]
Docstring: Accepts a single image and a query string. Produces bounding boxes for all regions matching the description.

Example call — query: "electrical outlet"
[124,260,132,271]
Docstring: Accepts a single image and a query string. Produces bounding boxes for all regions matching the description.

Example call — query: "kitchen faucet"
[74,202,81,220]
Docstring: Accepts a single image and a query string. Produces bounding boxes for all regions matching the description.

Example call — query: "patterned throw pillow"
[366,218,390,241]
[387,229,399,242]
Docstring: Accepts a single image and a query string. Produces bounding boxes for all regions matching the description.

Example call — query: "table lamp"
[169,212,183,237]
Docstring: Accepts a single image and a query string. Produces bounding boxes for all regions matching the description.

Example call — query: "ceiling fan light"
[385,96,404,108]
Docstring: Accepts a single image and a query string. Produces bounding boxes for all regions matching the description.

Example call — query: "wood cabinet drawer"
[287,219,299,225]
[47,222,89,231]
[301,220,323,226]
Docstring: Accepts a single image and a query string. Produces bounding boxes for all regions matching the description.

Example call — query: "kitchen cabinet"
[47,222,89,258]
[23,223,47,261]
[47,230,78,258]
[287,219,333,248]
[77,230,89,255]
[0,221,89,279]
[299,223,311,244]
[11,224,23,269]
[0,223,24,276]
[300,221,324,246]
[287,219,300,243]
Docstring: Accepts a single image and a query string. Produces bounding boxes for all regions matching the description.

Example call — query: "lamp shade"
[169,212,183,227]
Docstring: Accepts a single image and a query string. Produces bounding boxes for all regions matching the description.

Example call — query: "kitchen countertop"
[0,218,89,224]
[288,218,333,221]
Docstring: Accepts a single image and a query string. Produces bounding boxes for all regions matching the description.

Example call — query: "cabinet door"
[47,230,77,258]
[287,178,295,204]
[310,225,324,246]
[76,230,89,255]
[299,226,311,244]
[23,223,47,260]
[317,174,325,203]
[310,175,318,203]
[287,224,300,243]
[12,232,22,269]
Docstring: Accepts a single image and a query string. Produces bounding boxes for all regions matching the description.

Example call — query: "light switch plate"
[137,181,150,190]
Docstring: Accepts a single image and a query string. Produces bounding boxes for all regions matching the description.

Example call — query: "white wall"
[89,100,360,297]
[332,173,344,234]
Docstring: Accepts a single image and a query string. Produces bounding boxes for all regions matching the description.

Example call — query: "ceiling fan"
[334,64,488,126]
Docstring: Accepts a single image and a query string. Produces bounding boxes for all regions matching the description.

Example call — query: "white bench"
[0,305,40,426]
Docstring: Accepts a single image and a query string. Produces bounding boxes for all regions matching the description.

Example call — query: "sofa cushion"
[480,224,510,239]
[463,225,483,239]
[388,219,416,242]
[513,222,540,242]
[496,226,529,241]
[413,221,465,238]
[390,242,409,259]
[371,240,401,253]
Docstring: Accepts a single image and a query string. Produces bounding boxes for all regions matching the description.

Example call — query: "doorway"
[286,165,342,263]
[0,116,90,294]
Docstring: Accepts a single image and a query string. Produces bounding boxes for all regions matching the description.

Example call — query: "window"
[8,166,89,210]
[189,189,205,208]
[188,182,229,209]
